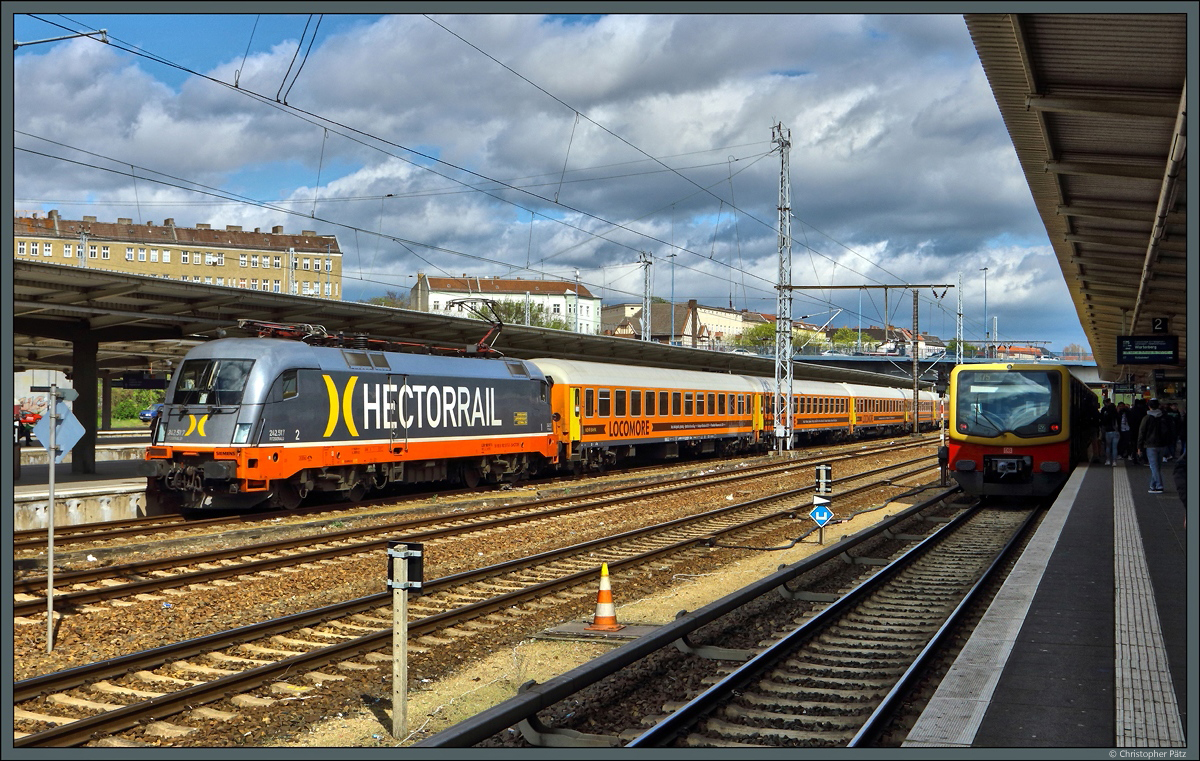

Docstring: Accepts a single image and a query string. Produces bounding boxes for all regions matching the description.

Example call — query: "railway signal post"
[811,464,834,544]
[31,384,81,652]
[388,542,424,741]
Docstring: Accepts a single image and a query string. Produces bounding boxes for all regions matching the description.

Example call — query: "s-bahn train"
[140,326,940,511]
[945,363,1098,498]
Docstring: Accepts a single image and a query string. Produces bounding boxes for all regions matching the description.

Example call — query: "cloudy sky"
[10,10,1092,353]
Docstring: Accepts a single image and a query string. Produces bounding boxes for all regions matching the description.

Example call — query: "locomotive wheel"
[274,480,306,510]
[464,466,482,490]
[347,481,368,502]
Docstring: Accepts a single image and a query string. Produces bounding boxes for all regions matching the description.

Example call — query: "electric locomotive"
[139,336,557,511]
[946,363,1097,497]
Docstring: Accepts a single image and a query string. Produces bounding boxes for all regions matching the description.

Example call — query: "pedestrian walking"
[1117,402,1134,461]
[1138,399,1171,493]
[1099,399,1120,465]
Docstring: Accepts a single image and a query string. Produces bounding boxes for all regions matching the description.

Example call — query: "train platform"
[905,460,1192,749]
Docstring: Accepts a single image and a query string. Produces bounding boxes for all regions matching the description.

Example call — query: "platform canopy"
[11,260,916,389]
[965,13,1187,384]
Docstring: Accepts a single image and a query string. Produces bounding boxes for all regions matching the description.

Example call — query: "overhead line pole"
[772,123,793,454]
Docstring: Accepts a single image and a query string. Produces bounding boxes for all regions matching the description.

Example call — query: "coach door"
[388,374,408,454]
[570,388,582,445]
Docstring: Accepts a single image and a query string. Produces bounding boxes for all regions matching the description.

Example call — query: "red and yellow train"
[946,362,1097,498]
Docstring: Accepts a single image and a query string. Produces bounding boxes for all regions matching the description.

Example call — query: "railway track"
[14,434,941,554]
[412,498,1034,749]
[13,441,935,617]
[13,456,943,747]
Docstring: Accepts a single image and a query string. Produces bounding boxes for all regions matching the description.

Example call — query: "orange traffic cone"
[584,562,625,631]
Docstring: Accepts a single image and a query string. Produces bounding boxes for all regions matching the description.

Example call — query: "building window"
[204,276,213,284]
[89,245,98,259]
[552,304,560,314]
[324,281,331,296]
[273,279,281,293]
[218,253,225,266]
[216,277,225,286]
[251,255,259,268]
[239,254,247,267]
[303,258,310,270]
[64,243,73,257]
[160,249,168,262]
[251,279,258,289]
[273,256,281,268]
[150,249,159,262]
[102,246,111,260]
[17,241,25,255]
[127,248,135,261]
[181,251,189,264]
[42,243,52,257]
[325,258,332,271]
[136,248,145,261]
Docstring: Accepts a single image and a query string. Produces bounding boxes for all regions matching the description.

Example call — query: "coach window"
[630,390,642,417]
[707,393,716,415]
[672,392,682,416]
[694,393,703,416]
[598,389,611,417]
[738,395,745,415]
[718,394,726,415]
[615,390,627,417]
[585,389,595,417]
[645,390,654,416]
[684,393,694,416]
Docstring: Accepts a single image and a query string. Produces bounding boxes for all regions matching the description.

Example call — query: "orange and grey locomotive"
[140,337,557,511]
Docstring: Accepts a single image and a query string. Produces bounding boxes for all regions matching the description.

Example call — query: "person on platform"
[1099,399,1120,466]
[1138,399,1171,494]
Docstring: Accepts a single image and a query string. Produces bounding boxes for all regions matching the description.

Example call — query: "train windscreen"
[172,358,255,405]
[955,369,1062,438]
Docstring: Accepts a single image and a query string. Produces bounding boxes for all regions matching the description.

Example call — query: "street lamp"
[980,266,988,357]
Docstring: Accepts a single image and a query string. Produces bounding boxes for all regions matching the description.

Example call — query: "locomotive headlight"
[232,423,252,445]
[1042,461,1062,473]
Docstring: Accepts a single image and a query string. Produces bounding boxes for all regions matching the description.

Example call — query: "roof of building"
[15,211,340,254]
[420,275,596,299]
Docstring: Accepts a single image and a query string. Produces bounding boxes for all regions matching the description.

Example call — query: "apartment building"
[408,273,601,334]
[13,210,344,299]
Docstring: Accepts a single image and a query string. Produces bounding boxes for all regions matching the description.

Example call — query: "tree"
[489,299,571,331]
[946,339,979,357]
[832,327,859,351]
[732,322,777,351]
[361,290,409,308]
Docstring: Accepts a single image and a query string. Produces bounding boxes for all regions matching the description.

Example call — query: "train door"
[752,393,764,440]
[388,374,408,454]
[569,387,582,456]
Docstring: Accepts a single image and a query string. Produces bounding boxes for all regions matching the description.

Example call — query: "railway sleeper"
[721,703,868,727]
[762,669,898,688]
[696,716,857,745]
[760,674,895,697]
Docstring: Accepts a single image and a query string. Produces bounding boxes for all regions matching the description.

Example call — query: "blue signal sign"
[809,496,834,527]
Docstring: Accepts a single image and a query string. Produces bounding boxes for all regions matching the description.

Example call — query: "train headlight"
[1042,461,1062,473]
[232,423,252,444]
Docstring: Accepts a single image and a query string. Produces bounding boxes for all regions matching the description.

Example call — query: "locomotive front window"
[281,370,299,400]
[956,370,1062,438]
[173,358,255,405]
